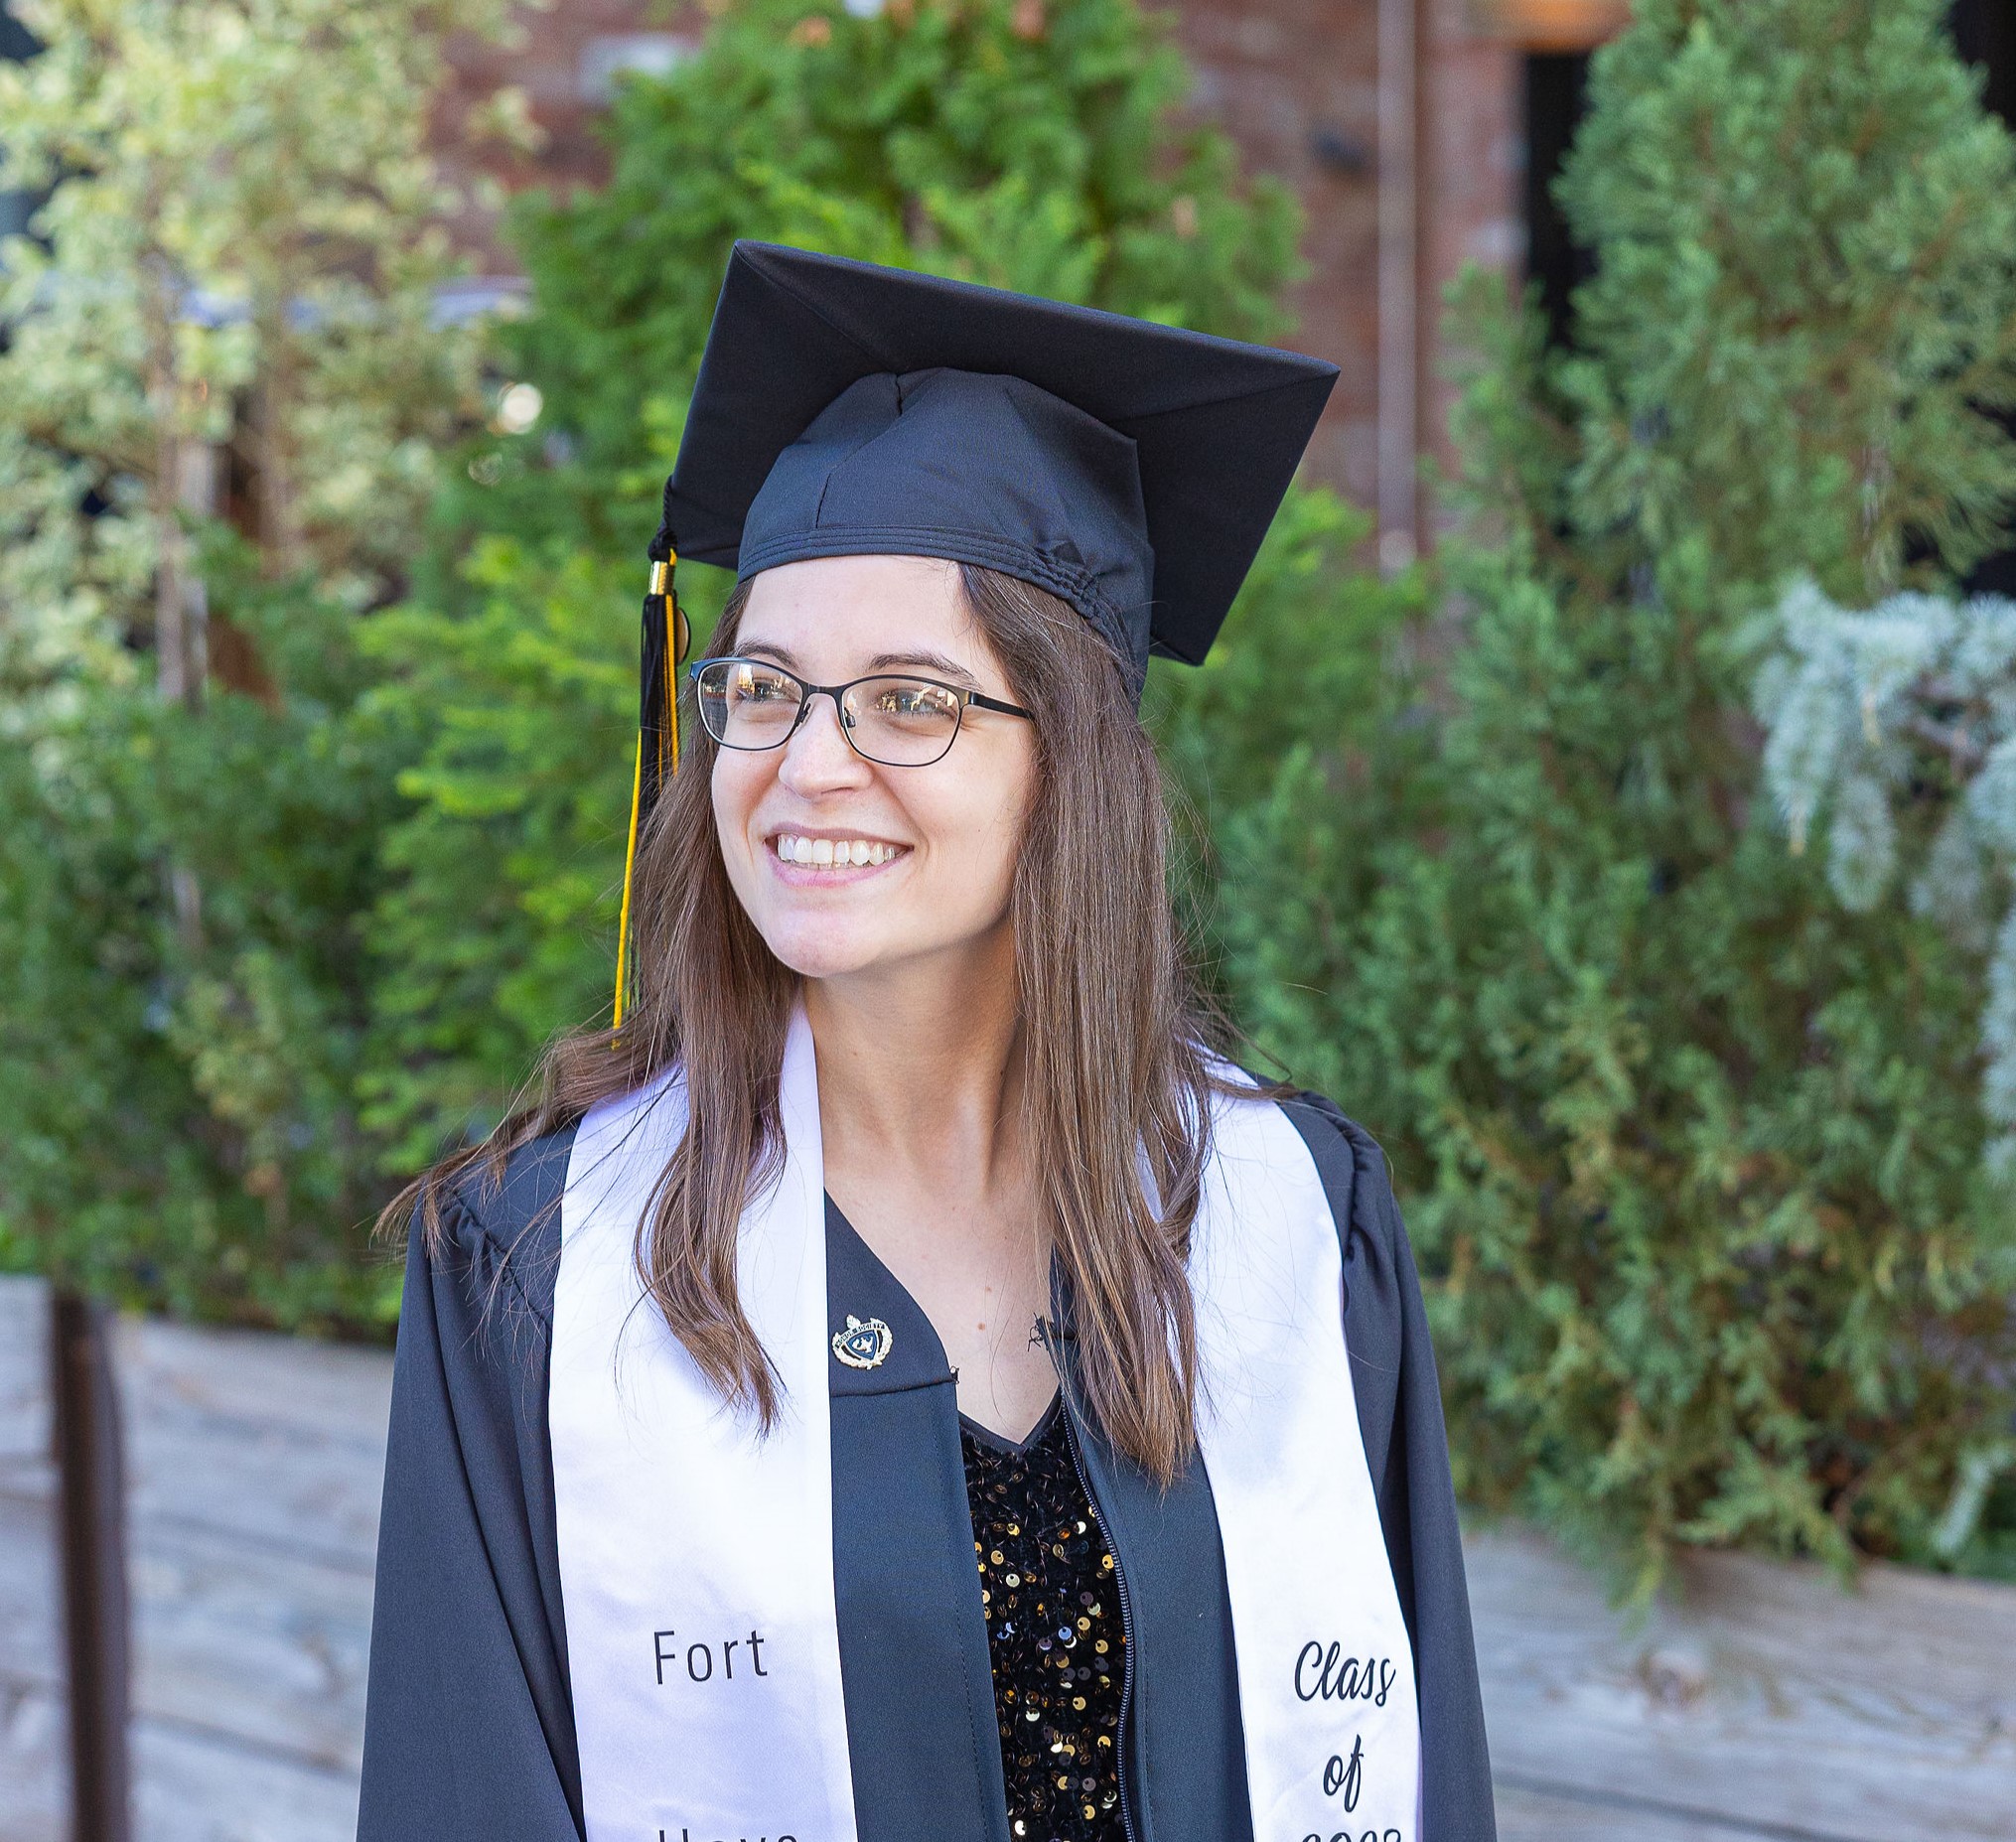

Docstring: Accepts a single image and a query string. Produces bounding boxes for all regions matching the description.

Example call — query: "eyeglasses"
[690,655,1033,768]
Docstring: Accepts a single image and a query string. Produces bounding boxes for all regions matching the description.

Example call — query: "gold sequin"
[963,1404,1125,1841]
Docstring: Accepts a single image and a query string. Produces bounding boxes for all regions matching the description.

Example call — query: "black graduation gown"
[357,1094,1497,1842]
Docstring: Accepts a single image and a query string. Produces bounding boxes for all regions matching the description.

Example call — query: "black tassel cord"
[615,491,690,1030]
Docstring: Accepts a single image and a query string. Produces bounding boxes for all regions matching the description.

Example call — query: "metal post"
[49,1289,132,1842]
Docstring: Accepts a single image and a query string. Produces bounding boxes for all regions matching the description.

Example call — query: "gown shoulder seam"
[430,1126,576,1333]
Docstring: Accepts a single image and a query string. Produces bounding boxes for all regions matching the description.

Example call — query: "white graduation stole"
[552,1009,1420,1842]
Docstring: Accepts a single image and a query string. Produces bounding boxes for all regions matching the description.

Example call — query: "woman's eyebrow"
[866,649,980,686]
[736,640,800,667]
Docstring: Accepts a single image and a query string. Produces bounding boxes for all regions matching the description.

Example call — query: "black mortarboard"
[655,240,1338,689]
[615,241,1336,1024]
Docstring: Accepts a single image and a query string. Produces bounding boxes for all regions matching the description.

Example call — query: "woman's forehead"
[739,554,987,668]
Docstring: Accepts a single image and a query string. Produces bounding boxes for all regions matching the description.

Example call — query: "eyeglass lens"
[695,659,966,766]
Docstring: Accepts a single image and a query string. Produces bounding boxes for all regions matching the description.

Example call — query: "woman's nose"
[777,691,871,791]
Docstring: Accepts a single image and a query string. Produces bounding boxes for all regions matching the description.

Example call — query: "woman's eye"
[873,684,953,717]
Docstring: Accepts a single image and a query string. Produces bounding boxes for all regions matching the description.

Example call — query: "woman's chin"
[757,920,892,983]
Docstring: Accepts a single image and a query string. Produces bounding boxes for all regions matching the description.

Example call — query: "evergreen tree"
[1754,572,2014,1581]
[1202,0,2016,1581]
[1756,578,2016,1172]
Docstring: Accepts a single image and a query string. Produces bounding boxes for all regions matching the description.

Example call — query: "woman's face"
[710,554,1037,988]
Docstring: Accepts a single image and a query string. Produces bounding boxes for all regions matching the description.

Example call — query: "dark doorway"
[1523,52,1596,348]
[1951,1,2016,126]
[1951,2,2016,593]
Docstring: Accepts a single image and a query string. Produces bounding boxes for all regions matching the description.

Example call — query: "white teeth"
[774,835,902,866]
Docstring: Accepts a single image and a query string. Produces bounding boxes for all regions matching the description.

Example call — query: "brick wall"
[1419,1,1524,496]
[434,1,705,238]
[1173,0,1385,500]
[440,0,1570,511]
[1171,0,1521,513]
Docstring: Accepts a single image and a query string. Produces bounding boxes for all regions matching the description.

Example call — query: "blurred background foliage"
[0,0,2013,1581]
[0,0,518,1324]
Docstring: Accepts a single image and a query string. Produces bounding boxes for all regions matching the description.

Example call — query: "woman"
[360,241,1495,1842]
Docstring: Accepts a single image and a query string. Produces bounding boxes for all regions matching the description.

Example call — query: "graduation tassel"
[613,739,646,1034]
[614,528,689,1034]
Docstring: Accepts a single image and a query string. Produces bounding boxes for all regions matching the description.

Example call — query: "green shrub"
[0,545,408,1325]
[359,538,683,1170]
[1199,0,2016,1585]
[0,0,514,1316]
[1143,487,1430,1011]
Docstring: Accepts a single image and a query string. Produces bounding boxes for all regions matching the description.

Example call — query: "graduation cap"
[616,240,1337,1025]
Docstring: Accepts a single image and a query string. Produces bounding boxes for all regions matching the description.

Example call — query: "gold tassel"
[615,551,688,1034]
[613,737,645,1033]
[673,568,689,781]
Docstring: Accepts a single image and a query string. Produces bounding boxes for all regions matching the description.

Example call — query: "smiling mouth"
[771,832,908,868]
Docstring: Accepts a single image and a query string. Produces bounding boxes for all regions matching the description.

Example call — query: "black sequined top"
[961,1397,1127,1842]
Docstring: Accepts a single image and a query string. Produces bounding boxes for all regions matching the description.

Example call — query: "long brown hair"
[393,563,1231,1483]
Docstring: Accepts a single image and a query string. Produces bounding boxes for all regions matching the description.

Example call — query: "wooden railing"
[1,1275,2012,1841]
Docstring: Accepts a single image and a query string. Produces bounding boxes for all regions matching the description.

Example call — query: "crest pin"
[831,1313,894,1370]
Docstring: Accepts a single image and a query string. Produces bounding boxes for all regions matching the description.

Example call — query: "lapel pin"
[831,1314,894,1370]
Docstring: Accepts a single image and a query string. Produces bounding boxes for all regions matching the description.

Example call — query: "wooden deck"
[2,1274,2012,1841]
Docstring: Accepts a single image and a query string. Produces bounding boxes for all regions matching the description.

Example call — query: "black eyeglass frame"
[688,654,1033,767]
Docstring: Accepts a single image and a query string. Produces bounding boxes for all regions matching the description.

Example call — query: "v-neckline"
[958,1390,1065,1458]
